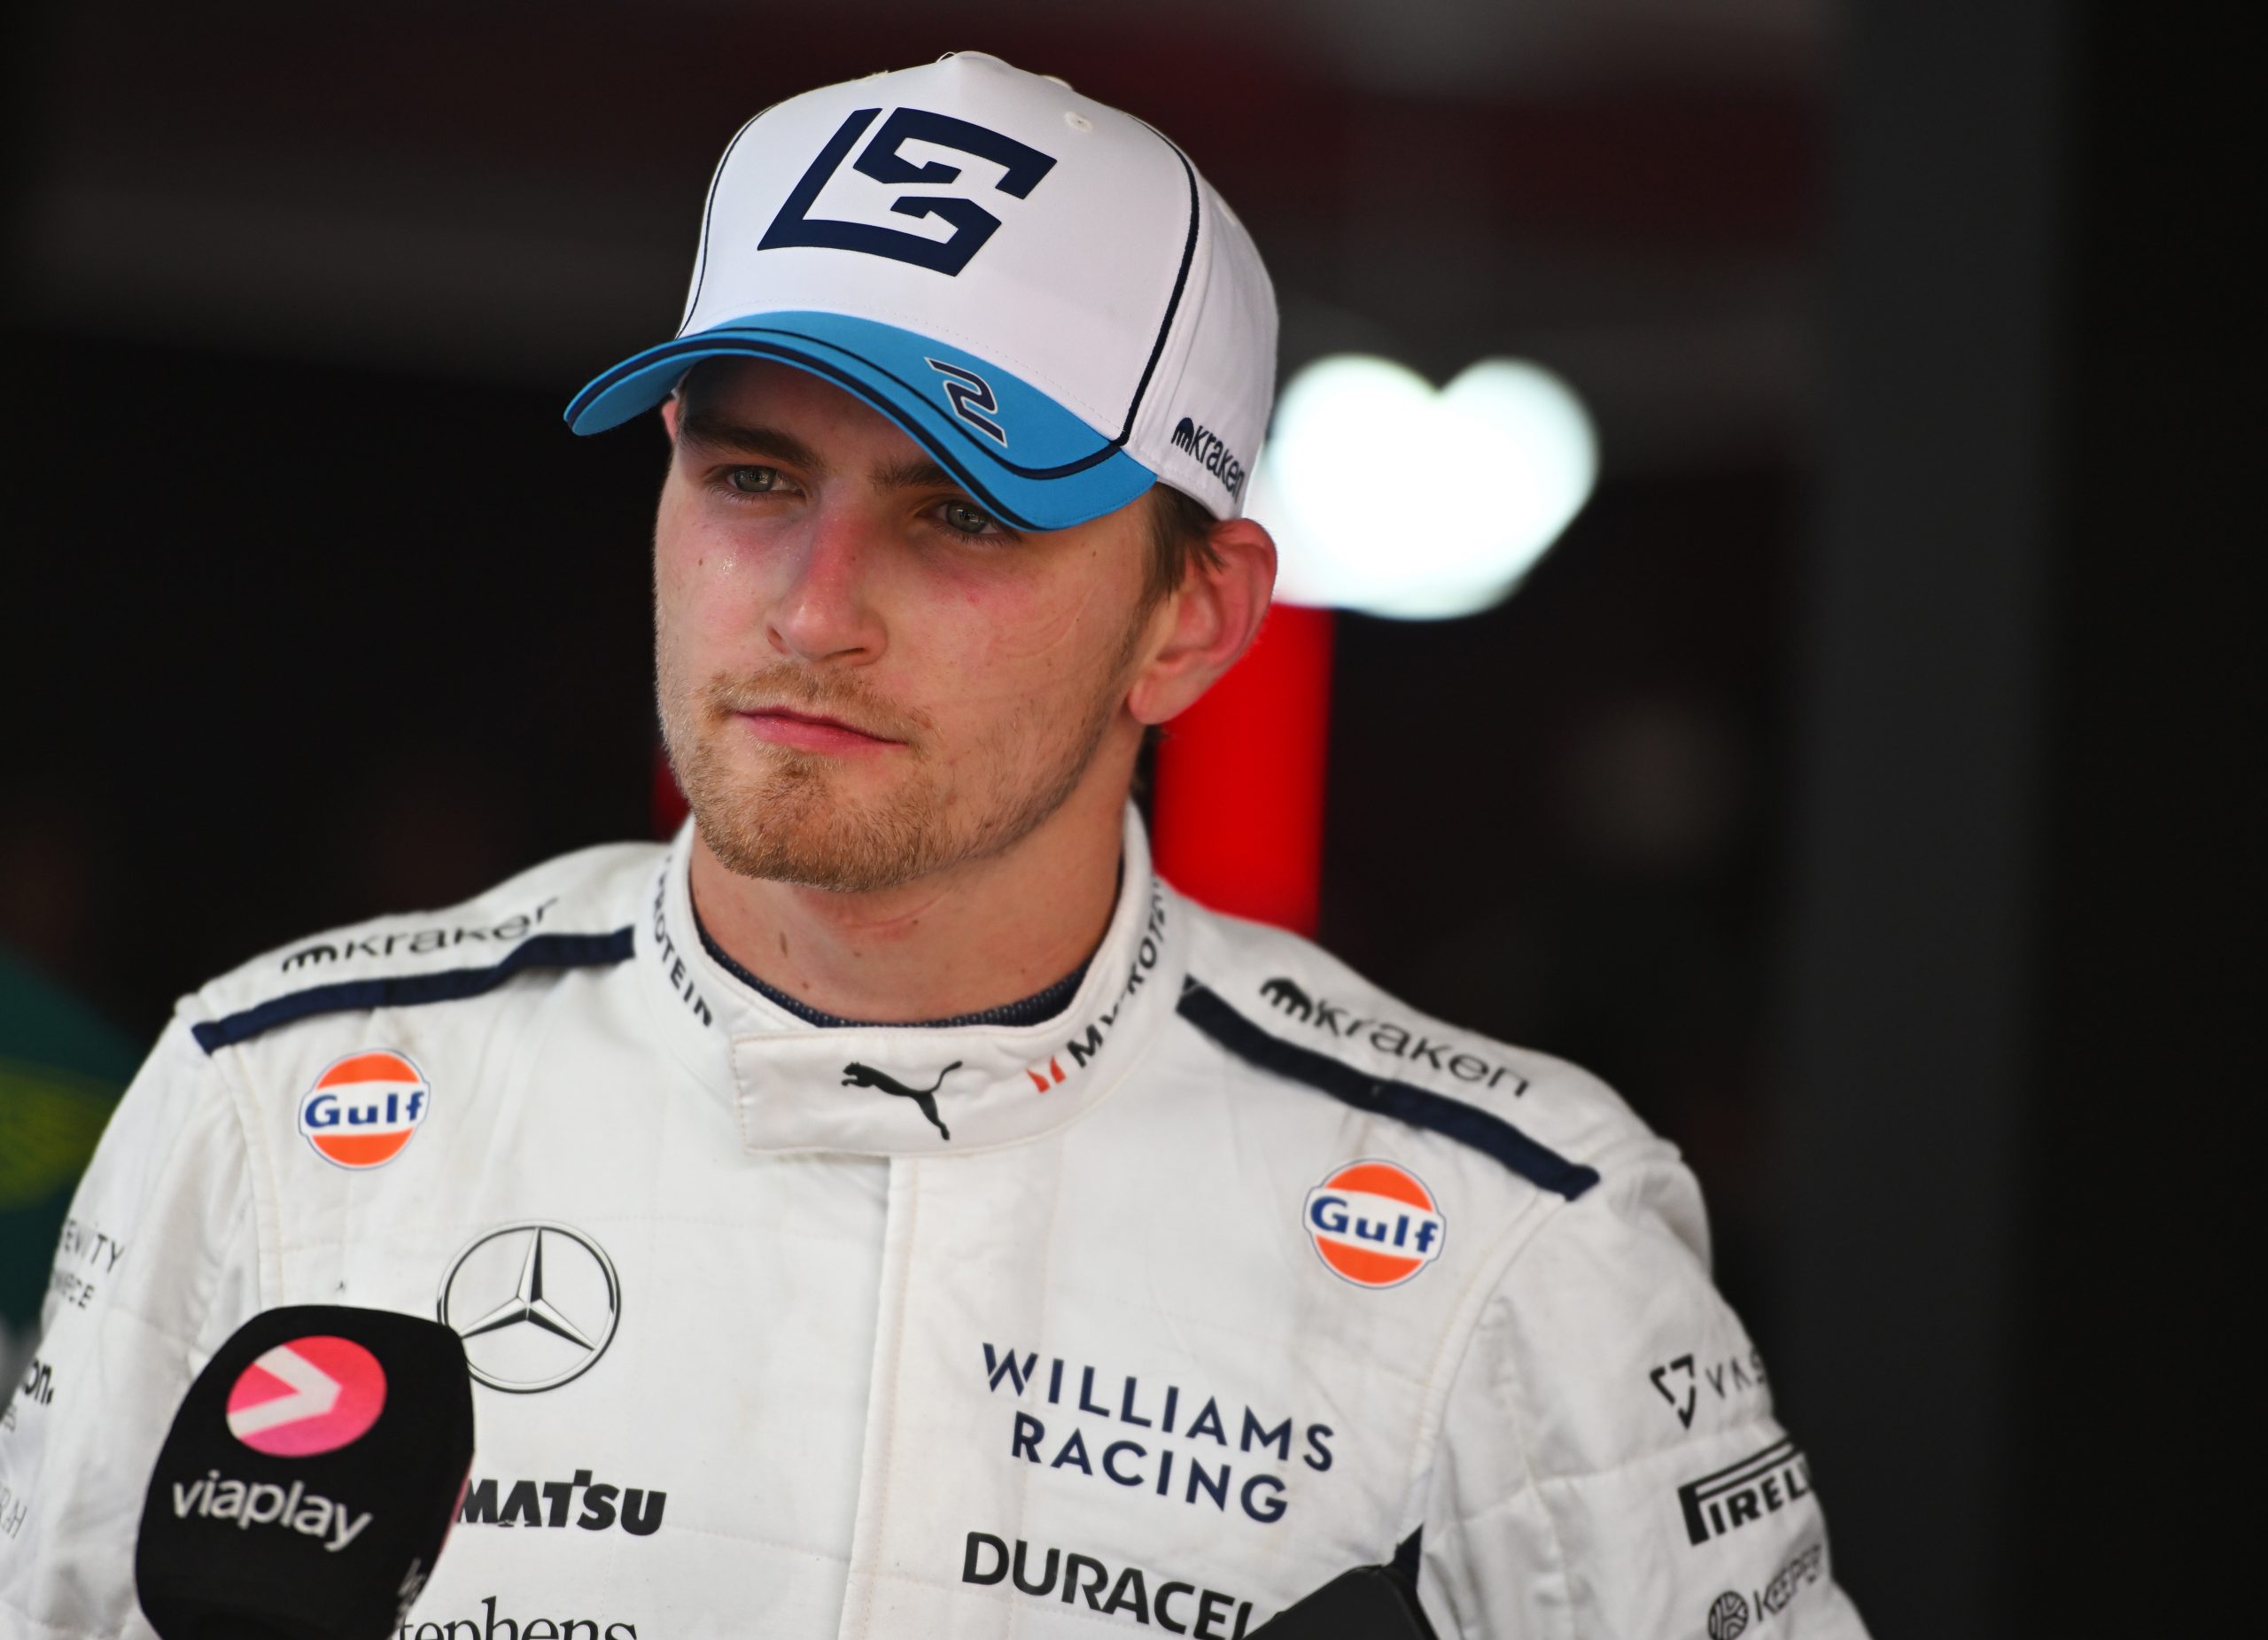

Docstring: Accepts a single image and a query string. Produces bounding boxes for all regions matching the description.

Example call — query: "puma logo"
[841,1061,961,1140]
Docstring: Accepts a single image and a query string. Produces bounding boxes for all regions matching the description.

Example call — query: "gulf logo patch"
[297,1049,430,1170]
[1303,1159,1446,1289]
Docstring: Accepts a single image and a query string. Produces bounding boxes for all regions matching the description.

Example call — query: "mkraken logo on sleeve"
[280,898,559,970]
[438,1223,620,1393]
[1257,977,1527,1093]
[297,1050,430,1170]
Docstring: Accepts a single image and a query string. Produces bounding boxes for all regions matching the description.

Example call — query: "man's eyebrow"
[673,411,829,476]
[874,454,960,493]
[673,411,967,499]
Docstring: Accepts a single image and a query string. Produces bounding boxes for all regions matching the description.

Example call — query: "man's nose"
[765,502,886,666]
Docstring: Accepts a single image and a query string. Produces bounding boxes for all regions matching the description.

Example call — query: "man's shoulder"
[183,838,667,1055]
[1172,894,1667,1194]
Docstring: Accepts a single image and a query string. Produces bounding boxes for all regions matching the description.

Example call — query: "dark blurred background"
[0,2,2249,1632]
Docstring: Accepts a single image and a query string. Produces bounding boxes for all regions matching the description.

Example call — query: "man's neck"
[687,775,1130,1025]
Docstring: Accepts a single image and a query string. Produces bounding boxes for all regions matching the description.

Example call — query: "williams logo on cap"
[564,52,1278,538]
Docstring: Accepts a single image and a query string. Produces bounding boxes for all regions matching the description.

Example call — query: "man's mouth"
[734,704,904,755]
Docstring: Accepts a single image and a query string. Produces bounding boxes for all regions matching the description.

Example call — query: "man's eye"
[726,466,781,494]
[942,500,996,535]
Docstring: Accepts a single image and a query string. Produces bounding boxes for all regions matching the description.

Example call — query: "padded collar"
[635,807,1184,1156]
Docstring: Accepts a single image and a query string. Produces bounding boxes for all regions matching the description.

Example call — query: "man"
[1,53,1868,1639]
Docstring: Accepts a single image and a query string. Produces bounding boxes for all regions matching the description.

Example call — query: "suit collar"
[637,807,1184,1155]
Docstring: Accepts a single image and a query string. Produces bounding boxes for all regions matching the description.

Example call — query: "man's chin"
[689,767,943,895]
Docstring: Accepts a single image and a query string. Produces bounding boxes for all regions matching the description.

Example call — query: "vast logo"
[762,105,1057,276]
[1302,1160,1446,1289]
[1650,1348,1769,1429]
[297,1049,430,1170]
[438,1223,621,1394]
[1677,1438,1814,1546]
[225,1336,387,1457]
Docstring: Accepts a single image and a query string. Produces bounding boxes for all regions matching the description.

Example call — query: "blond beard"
[657,633,1139,895]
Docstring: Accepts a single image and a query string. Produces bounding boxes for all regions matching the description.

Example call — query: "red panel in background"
[653,746,689,838]
[1152,603,1335,936]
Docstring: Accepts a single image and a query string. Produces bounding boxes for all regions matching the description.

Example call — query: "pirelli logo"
[1677,1437,1813,1546]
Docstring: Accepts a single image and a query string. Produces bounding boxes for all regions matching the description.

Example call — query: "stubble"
[656,622,1142,895]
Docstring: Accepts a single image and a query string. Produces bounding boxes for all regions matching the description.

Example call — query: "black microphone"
[135,1304,475,1640]
[1247,1551,1440,1638]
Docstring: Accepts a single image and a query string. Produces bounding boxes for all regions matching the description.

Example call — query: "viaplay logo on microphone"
[137,1306,475,1639]
[226,1336,388,1457]
[162,1336,391,1553]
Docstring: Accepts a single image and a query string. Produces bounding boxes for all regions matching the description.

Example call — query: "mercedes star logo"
[437,1221,620,1393]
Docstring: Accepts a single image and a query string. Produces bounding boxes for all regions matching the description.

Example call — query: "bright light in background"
[1250,354,1599,619]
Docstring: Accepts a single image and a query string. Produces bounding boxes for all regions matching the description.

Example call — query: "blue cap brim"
[563,310,1154,532]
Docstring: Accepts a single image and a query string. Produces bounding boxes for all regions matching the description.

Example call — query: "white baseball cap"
[566,51,1278,532]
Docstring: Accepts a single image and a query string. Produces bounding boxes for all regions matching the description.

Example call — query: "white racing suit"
[1,812,1868,1639]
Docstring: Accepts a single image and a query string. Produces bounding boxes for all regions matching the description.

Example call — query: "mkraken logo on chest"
[982,1344,1334,1527]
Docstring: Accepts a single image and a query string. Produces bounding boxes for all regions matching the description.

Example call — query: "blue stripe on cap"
[564,311,1155,532]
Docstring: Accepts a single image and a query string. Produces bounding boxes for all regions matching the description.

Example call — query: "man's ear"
[1126,517,1279,727]
[659,393,682,440]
